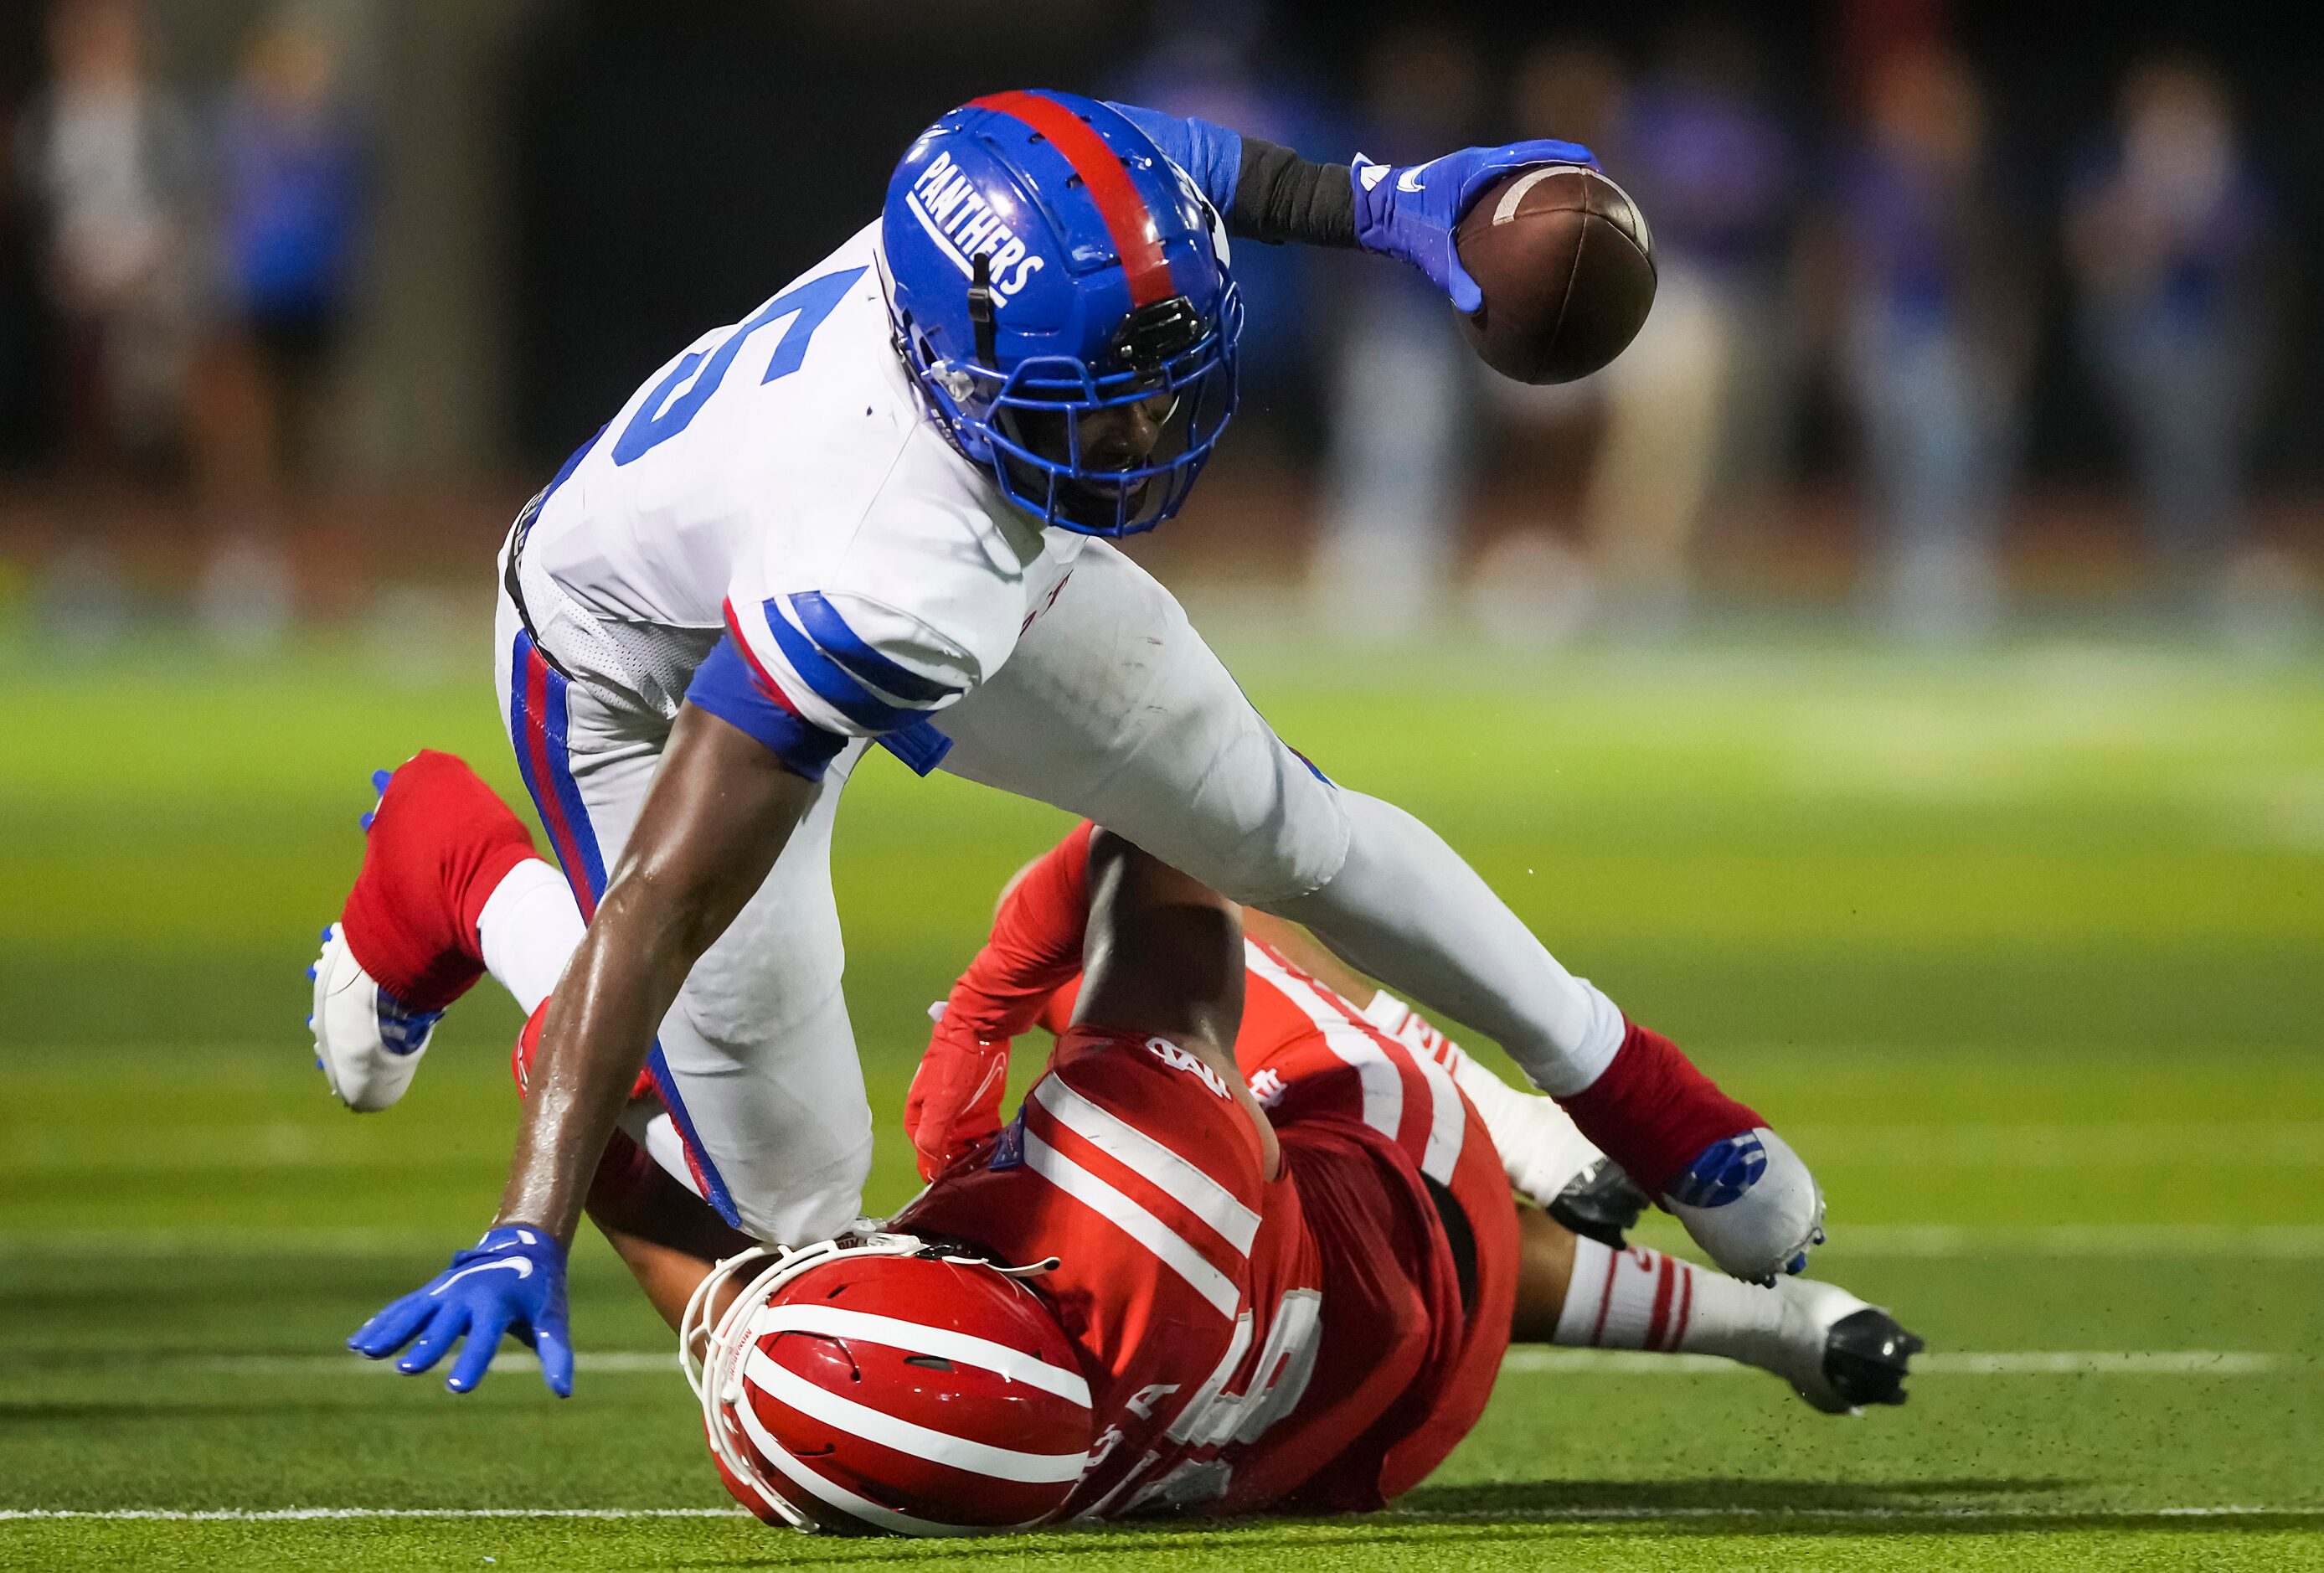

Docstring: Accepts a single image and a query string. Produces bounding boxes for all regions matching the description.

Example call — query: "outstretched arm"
[349,703,817,1395]
[1075,829,1244,1063]
[909,823,1273,1179]
[1106,101,1595,312]
[903,823,1097,1178]
[495,703,816,1239]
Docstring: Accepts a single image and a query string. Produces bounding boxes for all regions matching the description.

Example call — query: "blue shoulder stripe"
[787,591,962,705]
[683,635,847,780]
[760,601,925,735]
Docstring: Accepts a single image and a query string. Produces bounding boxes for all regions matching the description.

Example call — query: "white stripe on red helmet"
[752,1303,1092,1406]
[681,1235,1095,1537]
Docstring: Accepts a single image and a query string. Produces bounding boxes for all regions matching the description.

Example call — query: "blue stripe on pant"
[507,628,744,1229]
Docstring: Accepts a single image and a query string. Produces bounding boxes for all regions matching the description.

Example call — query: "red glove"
[904,1008,1013,1181]
[906,822,1098,1180]
[511,1000,657,1102]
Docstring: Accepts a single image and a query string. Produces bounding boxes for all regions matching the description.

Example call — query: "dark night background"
[491,2,2322,488]
[1,1,2315,494]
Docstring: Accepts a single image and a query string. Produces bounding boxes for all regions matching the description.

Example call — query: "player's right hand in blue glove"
[349,1225,574,1395]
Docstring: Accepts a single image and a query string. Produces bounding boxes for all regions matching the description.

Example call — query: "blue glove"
[348,1225,573,1395]
[1351,139,1600,313]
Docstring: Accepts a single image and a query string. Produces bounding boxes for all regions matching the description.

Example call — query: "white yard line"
[1909,1350,2284,1374]
[1779,1124,2324,1168]
[0,1230,449,1257]
[1387,1504,2322,1524]
[1498,1349,2288,1376]
[13,1223,2324,1259]
[178,1352,678,1376]
[8,1348,2289,1379]
[1811,1225,2324,1258]
[0,1509,745,1521]
[18,1124,2323,1177]
[2,1505,2316,1524]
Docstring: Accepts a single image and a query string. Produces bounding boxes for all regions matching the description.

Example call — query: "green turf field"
[3,627,2321,1570]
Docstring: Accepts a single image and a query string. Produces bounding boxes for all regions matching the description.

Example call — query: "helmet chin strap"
[967,252,998,367]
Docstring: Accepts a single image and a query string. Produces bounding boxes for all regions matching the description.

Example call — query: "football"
[1455,163,1657,384]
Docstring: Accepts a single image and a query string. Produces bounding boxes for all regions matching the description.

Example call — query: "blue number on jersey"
[613,266,868,465]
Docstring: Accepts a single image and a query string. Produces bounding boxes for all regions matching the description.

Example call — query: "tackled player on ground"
[329,755,1919,1531]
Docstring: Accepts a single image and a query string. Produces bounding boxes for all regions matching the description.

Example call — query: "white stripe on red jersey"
[1240,940,1467,1185]
[1164,1308,1255,1444]
[1031,1070,1261,1254]
[1019,1124,1243,1318]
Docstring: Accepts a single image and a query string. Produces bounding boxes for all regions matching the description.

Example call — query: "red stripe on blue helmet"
[969,90,1173,308]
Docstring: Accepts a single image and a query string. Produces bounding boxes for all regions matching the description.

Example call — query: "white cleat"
[309,922,443,1113]
[1662,1126,1827,1283]
[1765,1276,1925,1416]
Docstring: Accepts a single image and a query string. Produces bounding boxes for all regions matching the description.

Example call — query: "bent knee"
[730,1135,875,1247]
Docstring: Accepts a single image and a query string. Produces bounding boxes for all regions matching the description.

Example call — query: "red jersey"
[901,825,1517,1518]
[894,1024,1328,1521]
[1225,939,1518,1511]
[931,941,1516,1517]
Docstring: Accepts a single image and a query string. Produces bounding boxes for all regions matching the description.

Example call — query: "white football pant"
[498,537,1623,1243]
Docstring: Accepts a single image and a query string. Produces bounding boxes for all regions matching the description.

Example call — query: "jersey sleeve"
[682,621,853,781]
[1105,102,1243,214]
[1104,104,1355,252]
[688,479,1028,779]
[940,823,1095,1041]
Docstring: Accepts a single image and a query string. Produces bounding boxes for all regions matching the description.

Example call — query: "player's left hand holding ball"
[349,1225,573,1395]
[1350,137,1599,312]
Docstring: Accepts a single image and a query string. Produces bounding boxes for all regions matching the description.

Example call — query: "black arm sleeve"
[1229,137,1357,248]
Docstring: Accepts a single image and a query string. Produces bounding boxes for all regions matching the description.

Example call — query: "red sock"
[1558,1020,1765,1198]
[341,750,539,1011]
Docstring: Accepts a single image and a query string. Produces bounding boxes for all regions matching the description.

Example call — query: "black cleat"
[1822,1307,1925,1410]
[1547,1158,1652,1250]
[1766,1279,1925,1414]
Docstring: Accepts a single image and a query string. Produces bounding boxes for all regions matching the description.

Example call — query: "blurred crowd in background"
[0,0,2313,652]
[1,0,370,645]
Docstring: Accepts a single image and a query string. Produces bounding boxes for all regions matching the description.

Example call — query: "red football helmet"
[682,1234,1095,1536]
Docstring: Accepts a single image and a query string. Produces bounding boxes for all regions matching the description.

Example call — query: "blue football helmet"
[881,90,1240,536]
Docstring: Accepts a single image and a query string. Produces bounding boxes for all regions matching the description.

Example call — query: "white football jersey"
[518,223,1085,770]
